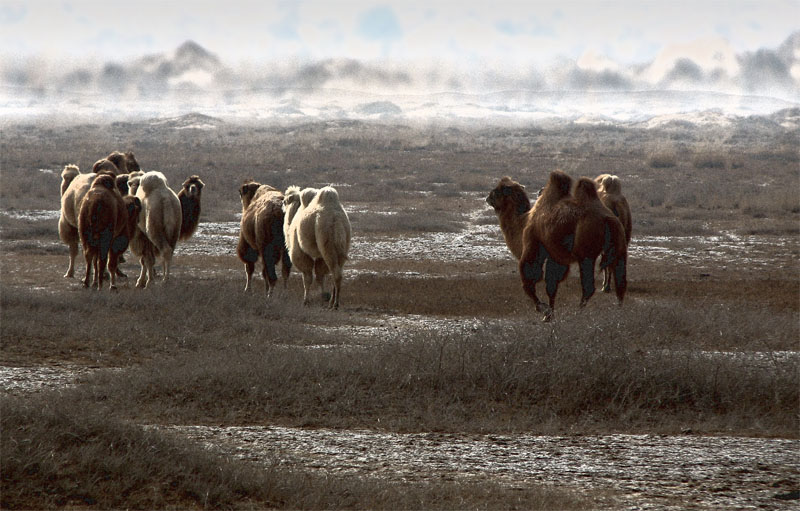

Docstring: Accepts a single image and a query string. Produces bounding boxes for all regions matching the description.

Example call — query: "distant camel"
[487,172,627,321]
[130,171,182,288]
[59,165,130,278]
[77,174,141,290]
[237,180,291,297]
[91,151,141,175]
[283,186,329,304]
[595,174,632,293]
[177,175,205,240]
[291,185,351,309]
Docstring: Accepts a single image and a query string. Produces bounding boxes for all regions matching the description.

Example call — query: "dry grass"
[2,395,586,510]
[1,117,799,509]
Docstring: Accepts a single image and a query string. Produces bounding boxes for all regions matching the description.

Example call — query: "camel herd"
[58,152,631,319]
[487,171,632,321]
[58,152,352,309]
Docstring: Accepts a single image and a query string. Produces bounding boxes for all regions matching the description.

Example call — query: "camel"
[238,180,291,297]
[595,174,633,293]
[77,174,142,290]
[59,165,131,278]
[487,172,627,321]
[283,186,330,304]
[177,175,205,240]
[290,185,351,309]
[130,171,182,288]
[91,151,141,175]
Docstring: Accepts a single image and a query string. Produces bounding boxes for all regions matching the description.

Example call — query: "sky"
[1,0,798,67]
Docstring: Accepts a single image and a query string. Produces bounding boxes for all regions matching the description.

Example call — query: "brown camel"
[91,151,141,175]
[595,174,633,293]
[238,180,291,297]
[177,175,205,240]
[77,174,142,290]
[487,172,627,321]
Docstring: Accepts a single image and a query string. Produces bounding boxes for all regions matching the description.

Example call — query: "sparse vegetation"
[647,150,677,168]
[1,117,798,509]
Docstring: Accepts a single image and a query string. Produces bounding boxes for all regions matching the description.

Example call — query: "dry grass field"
[1,115,798,509]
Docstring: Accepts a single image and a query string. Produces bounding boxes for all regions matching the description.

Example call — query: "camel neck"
[498,209,527,260]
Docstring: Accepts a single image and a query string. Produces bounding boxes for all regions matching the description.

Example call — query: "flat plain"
[1,113,798,509]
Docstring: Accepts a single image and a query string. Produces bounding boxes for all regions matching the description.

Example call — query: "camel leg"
[601,267,612,293]
[544,258,569,321]
[314,258,330,302]
[261,243,280,299]
[613,257,627,306]
[82,249,93,288]
[60,219,79,278]
[519,243,549,318]
[244,261,255,292]
[97,253,109,291]
[161,250,172,283]
[301,270,314,305]
[107,252,120,291]
[329,264,343,309]
[578,257,596,308]
[281,247,292,289]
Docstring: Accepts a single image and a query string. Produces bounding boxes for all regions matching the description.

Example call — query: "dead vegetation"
[1,116,798,509]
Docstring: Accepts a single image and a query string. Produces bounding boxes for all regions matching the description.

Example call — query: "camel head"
[116,174,131,196]
[239,180,261,210]
[181,175,205,200]
[124,151,141,173]
[486,176,531,216]
[127,173,143,196]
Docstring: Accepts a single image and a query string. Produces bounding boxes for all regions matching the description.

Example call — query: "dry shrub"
[692,151,727,169]
[647,151,677,168]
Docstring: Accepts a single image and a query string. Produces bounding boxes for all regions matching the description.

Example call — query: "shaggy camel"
[59,165,131,278]
[487,172,627,321]
[177,175,205,240]
[131,171,182,288]
[283,187,330,304]
[595,174,633,293]
[77,174,142,290]
[91,151,141,175]
[237,180,291,297]
[291,186,351,309]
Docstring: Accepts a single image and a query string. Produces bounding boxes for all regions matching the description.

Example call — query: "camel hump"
[596,174,622,195]
[574,177,599,204]
[300,187,319,207]
[545,170,573,200]
[315,186,340,205]
[60,164,81,195]
[92,174,117,191]
[139,171,169,195]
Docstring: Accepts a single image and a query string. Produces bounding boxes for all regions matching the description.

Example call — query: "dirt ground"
[1,117,798,509]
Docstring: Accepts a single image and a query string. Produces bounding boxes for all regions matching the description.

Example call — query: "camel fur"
[283,186,330,305]
[131,171,182,288]
[291,186,351,309]
[237,180,291,297]
[91,151,141,175]
[177,175,205,241]
[487,172,627,321]
[77,174,142,290]
[59,165,129,278]
[595,174,633,293]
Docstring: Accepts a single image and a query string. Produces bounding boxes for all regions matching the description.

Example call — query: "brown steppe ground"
[1,116,798,509]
